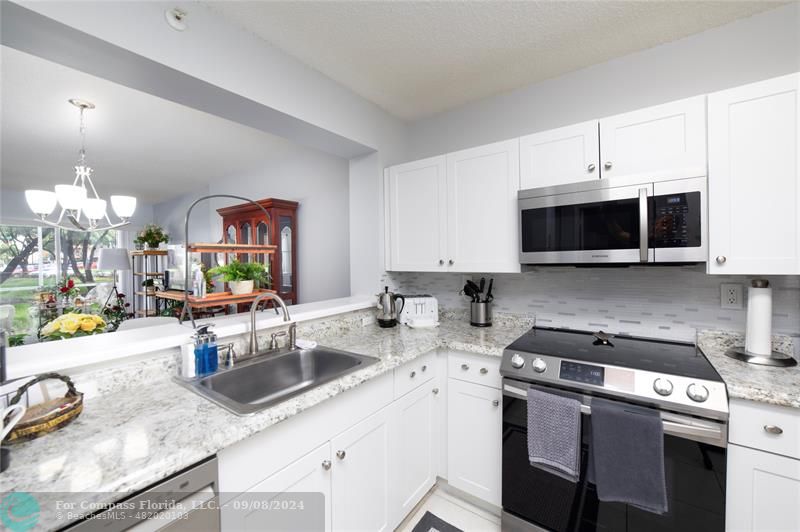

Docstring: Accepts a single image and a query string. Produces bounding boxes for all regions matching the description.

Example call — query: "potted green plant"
[208,260,268,295]
[136,224,169,249]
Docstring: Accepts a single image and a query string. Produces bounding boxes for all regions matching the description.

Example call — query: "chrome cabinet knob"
[336,450,346,460]
[587,163,596,172]
[439,259,444,265]
[510,354,525,369]
[532,358,547,373]
[410,371,416,378]
[604,161,613,170]
[715,256,727,264]
[421,365,427,372]
[480,367,488,374]
[492,399,500,407]
[432,388,439,395]
[322,460,331,470]
[448,259,454,265]
[461,364,469,371]
[764,425,784,435]
[653,378,674,397]
[686,383,709,403]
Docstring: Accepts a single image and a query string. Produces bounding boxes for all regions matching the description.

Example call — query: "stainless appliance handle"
[503,383,727,448]
[639,187,649,263]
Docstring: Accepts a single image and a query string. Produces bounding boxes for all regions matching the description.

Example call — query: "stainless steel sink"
[177,346,378,416]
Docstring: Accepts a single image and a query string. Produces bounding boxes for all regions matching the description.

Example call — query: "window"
[0,224,119,340]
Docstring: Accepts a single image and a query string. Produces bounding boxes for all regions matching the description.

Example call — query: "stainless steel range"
[499,327,729,532]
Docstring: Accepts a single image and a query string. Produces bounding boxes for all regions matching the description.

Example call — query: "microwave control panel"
[651,192,701,248]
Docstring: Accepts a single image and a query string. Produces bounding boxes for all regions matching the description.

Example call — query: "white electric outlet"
[720,283,743,310]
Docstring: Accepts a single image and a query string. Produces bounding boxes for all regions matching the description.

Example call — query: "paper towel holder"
[725,346,797,367]
[725,279,797,367]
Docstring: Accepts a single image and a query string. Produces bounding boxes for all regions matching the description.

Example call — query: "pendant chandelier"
[24,99,137,232]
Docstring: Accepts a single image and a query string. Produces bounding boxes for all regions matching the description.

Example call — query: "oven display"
[559,361,604,386]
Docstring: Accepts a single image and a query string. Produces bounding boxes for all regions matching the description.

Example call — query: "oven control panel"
[500,350,729,419]
[559,361,604,386]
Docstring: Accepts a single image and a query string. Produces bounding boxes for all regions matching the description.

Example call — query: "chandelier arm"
[67,213,88,231]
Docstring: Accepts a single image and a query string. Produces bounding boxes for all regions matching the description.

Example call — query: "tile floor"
[396,486,501,532]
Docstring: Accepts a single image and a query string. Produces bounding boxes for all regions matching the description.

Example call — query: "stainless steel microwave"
[518,175,707,264]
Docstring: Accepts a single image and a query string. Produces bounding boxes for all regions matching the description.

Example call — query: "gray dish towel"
[527,388,582,482]
[589,397,668,514]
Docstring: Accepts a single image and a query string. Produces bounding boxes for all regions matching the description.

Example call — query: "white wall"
[12,1,408,300]
[153,144,351,304]
[386,3,800,341]
[405,3,800,160]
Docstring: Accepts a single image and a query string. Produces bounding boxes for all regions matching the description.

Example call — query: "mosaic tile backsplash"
[384,265,800,342]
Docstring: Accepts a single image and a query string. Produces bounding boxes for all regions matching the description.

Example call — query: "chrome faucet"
[249,292,296,355]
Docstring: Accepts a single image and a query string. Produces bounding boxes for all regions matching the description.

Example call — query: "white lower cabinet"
[330,407,393,532]
[446,378,502,506]
[221,442,333,531]
[391,380,439,524]
[726,443,800,531]
[218,357,444,532]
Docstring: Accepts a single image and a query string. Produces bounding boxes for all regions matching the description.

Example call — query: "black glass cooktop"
[506,327,723,382]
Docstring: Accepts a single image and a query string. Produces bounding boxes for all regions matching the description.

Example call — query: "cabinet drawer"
[729,398,800,460]
[447,352,501,389]
[394,352,436,398]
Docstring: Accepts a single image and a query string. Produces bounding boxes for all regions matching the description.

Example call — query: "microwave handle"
[639,188,649,263]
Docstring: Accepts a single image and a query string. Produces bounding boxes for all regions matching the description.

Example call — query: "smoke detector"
[165,8,187,31]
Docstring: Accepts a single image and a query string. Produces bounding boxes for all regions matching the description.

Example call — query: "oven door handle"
[503,383,727,447]
[639,187,649,263]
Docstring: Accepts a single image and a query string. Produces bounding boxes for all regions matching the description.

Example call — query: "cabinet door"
[708,74,800,274]
[386,156,447,271]
[391,380,437,527]
[727,444,800,531]
[221,442,331,531]
[600,95,707,180]
[447,378,502,506]
[445,139,521,273]
[331,406,392,532]
[520,120,600,189]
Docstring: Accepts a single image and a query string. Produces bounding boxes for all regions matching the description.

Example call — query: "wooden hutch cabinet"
[217,198,298,304]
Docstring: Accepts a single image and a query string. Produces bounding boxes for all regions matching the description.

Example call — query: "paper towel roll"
[745,280,772,355]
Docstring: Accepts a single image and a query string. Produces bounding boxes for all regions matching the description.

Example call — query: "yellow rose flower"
[59,316,81,335]
[92,315,106,326]
[80,319,97,332]
[41,320,58,336]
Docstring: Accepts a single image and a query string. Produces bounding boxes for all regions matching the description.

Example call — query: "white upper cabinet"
[386,141,520,273]
[707,73,800,274]
[446,139,521,273]
[520,120,600,189]
[386,156,447,272]
[599,95,707,180]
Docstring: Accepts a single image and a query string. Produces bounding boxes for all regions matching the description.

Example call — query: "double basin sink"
[177,346,378,415]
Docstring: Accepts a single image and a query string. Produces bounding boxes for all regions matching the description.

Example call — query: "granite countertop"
[699,330,800,410]
[0,315,531,530]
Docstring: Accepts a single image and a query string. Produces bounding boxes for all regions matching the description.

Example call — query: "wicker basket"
[4,373,83,444]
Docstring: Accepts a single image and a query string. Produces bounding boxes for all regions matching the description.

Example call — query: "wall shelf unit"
[131,249,168,318]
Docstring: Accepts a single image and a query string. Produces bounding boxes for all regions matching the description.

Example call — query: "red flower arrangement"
[57,276,79,299]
